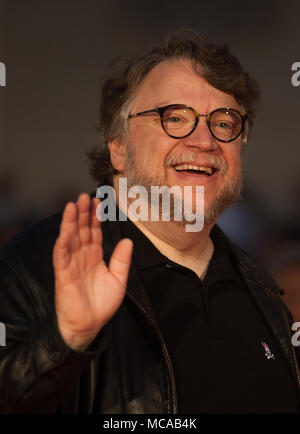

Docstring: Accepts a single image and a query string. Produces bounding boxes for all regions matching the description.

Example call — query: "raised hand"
[53,193,133,351]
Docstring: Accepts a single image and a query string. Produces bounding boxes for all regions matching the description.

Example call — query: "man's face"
[114,59,243,226]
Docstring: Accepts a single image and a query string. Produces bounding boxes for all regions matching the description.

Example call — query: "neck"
[131,219,215,279]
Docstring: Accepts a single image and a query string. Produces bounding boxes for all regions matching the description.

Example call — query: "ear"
[108,138,126,172]
[241,119,249,149]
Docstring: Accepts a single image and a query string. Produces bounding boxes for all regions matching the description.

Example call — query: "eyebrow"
[153,101,174,107]
[130,101,172,114]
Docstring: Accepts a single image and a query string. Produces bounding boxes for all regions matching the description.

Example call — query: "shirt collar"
[119,216,240,285]
[119,216,168,270]
[204,225,241,286]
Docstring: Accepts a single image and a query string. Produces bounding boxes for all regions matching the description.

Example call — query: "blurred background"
[0,0,300,319]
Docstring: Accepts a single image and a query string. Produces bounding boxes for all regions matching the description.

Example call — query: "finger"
[60,202,80,252]
[109,238,133,287]
[77,193,91,245]
[90,197,102,245]
[53,230,71,271]
[60,202,78,236]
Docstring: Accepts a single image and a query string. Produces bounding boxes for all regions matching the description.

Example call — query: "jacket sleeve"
[0,259,106,414]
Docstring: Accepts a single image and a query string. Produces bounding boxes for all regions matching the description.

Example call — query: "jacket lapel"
[214,225,296,373]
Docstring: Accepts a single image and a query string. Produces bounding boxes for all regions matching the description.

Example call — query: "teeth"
[173,164,213,175]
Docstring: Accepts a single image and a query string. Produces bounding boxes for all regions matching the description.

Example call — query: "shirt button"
[165,263,173,268]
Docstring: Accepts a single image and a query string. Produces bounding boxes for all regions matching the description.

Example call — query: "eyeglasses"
[128,104,248,143]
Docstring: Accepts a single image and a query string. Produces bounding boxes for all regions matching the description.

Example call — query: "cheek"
[131,135,170,168]
[224,147,242,175]
[129,122,179,171]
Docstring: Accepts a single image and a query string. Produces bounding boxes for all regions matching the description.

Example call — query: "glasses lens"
[209,109,242,141]
[162,106,195,138]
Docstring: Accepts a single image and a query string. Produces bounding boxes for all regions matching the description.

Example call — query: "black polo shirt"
[120,218,299,413]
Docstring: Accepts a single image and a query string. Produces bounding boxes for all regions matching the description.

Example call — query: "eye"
[170,116,181,123]
[215,121,233,130]
[165,116,184,123]
[163,115,190,129]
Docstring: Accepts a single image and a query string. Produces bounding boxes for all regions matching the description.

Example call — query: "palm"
[53,194,133,350]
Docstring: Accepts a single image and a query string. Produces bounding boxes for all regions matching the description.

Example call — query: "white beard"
[121,142,243,226]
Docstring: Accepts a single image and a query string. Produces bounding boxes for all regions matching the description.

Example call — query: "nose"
[182,115,217,151]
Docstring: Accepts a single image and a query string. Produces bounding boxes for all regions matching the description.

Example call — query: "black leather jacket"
[0,207,299,413]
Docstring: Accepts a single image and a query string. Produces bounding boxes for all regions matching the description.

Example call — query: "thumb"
[108,238,133,287]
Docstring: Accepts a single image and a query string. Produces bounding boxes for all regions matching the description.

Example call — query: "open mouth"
[173,164,217,176]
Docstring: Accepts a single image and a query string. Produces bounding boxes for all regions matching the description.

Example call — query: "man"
[0,29,299,414]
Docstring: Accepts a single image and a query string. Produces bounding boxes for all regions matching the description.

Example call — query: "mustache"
[165,152,227,176]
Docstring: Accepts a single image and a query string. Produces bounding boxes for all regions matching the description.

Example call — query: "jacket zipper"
[274,292,300,398]
[127,293,178,414]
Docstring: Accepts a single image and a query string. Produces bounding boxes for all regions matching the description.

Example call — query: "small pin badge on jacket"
[261,341,275,360]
